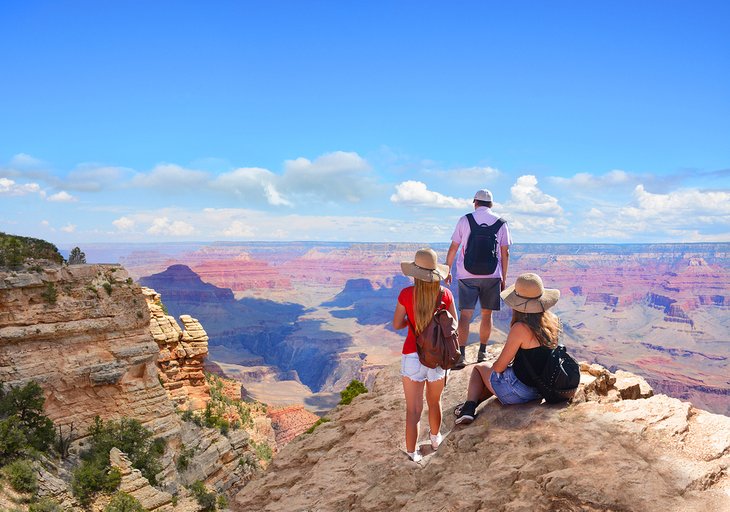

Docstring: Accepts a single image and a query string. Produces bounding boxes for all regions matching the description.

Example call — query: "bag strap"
[467,214,505,233]
[466,213,479,231]
[406,288,444,335]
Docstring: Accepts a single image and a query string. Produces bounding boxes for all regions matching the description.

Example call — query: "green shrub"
[249,440,272,462]
[339,380,368,405]
[175,443,195,472]
[189,481,216,512]
[72,417,164,506]
[102,282,113,295]
[0,232,64,267]
[0,381,55,462]
[237,452,260,480]
[29,498,63,512]
[72,462,121,507]
[41,282,57,305]
[217,494,228,509]
[3,458,38,494]
[305,417,330,434]
[104,491,145,512]
[126,277,133,285]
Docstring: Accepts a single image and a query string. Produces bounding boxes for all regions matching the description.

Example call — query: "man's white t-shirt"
[451,207,512,280]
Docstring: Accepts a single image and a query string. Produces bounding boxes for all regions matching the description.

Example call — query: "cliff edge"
[234,345,730,512]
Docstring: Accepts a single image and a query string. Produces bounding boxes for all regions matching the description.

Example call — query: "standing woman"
[393,248,458,462]
[455,273,561,424]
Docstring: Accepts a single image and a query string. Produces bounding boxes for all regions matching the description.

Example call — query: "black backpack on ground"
[523,345,581,404]
[463,214,505,275]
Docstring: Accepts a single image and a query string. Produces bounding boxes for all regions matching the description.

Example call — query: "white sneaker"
[407,450,422,462]
[430,432,443,450]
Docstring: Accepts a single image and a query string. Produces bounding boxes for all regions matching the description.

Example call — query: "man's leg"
[477,308,493,362]
[458,309,474,349]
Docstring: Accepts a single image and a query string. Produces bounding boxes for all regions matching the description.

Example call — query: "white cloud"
[281,151,378,202]
[64,165,132,192]
[47,191,77,202]
[9,153,45,168]
[222,220,254,237]
[264,183,292,206]
[503,175,563,215]
[212,167,288,206]
[0,178,42,196]
[390,181,472,209]
[41,220,50,226]
[61,223,76,233]
[131,164,209,189]
[550,169,635,189]
[146,217,196,236]
[112,216,135,231]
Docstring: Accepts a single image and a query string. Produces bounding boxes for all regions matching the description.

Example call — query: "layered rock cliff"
[234,345,730,512]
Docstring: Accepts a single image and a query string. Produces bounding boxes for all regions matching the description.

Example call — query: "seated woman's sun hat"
[500,273,560,313]
[401,248,450,283]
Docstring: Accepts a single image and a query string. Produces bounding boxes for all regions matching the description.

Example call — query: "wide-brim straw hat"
[500,273,560,313]
[401,248,450,283]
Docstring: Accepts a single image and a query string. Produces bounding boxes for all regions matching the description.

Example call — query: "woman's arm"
[491,322,530,373]
[393,302,409,330]
[447,298,458,324]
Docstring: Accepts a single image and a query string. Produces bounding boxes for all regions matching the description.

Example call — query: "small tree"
[339,380,368,405]
[68,247,86,265]
[0,381,55,462]
[105,492,145,512]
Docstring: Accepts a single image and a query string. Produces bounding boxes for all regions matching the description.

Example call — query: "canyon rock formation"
[234,345,730,512]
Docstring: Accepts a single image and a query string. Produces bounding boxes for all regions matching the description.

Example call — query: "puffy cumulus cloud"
[281,151,378,203]
[222,220,255,237]
[47,191,77,202]
[503,175,562,215]
[60,223,76,233]
[550,170,636,189]
[572,185,730,241]
[0,177,41,196]
[390,181,472,209]
[211,167,291,206]
[131,164,209,189]
[112,216,135,231]
[146,217,196,237]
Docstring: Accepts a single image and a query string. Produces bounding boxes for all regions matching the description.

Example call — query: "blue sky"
[1,0,728,244]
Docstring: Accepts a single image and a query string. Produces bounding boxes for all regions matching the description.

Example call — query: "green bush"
[339,380,368,405]
[29,498,63,512]
[41,282,57,305]
[72,417,164,506]
[102,282,113,296]
[3,458,38,494]
[175,443,195,472]
[0,232,64,267]
[104,491,145,512]
[217,494,228,509]
[249,440,272,462]
[305,417,330,434]
[68,247,86,265]
[237,452,260,480]
[0,381,55,463]
[189,481,216,512]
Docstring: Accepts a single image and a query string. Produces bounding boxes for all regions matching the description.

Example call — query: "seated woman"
[455,272,560,424]
[393,248,457,462]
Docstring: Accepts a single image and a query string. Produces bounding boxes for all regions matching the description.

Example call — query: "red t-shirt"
[398,286,454,355]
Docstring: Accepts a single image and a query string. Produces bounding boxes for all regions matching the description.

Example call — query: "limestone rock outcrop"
[266,405,320,446]
[234,345,730,512]
[0,264,178,438]
[143,287,210,410]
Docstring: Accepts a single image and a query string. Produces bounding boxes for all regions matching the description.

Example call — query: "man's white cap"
[473,189,493,202]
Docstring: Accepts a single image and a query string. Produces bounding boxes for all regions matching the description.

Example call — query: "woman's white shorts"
[400,352,446,382]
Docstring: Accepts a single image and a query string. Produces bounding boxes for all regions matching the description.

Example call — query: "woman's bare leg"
[425,377,445,436]
[402,376,426,453]
[466,363,495,403]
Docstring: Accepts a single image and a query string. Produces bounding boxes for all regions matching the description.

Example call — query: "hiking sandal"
[453,402,465,417]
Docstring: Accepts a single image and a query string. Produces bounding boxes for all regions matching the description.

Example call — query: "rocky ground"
[234,345,730,512]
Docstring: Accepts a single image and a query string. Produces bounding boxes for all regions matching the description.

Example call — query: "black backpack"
[523,345,581,404]
[463,214,505,275]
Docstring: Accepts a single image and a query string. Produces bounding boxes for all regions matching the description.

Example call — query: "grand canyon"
[76,241,730,417]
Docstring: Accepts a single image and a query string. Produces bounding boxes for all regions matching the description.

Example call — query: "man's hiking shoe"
[455,400,477,425]
[430,431,443,450]
[452,354,467,369]
[407,450,422,462]
[477,351,487,363]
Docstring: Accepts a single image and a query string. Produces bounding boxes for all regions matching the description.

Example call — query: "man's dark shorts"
[458,278,502,311]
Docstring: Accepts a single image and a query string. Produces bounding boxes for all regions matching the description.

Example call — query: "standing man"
[445,189,511,368]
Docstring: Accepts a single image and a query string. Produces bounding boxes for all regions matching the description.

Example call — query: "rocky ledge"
[234,345,730,512]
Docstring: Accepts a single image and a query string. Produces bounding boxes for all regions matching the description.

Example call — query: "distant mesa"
[139,264,235,303]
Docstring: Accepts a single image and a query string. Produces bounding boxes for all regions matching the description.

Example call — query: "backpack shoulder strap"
[486,218,505,233]
[466,213,479,231]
